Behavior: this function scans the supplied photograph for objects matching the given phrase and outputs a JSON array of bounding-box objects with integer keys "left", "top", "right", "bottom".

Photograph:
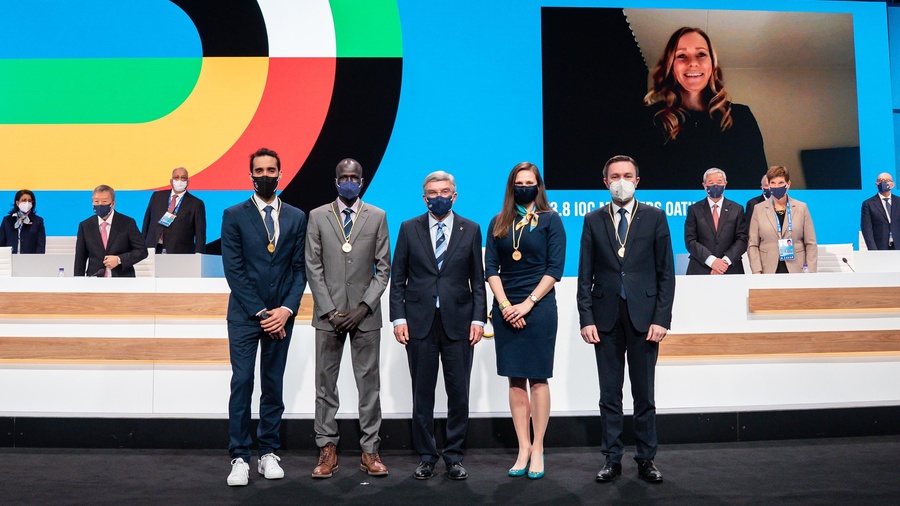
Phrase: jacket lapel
[
  {"left": 415, "top": 214, "right": 438, "bottom": 271},
  {"left": 350, "top": 202, "right": 371, "bottom": 247},
  {"left": 243, "top": 200, "right": 271, "bottom": 253},
  {"left": 601, "top": 206, "right": 621, "bottom": 262},
  {"left": 441, "top": 215, "right": 465, "bottom": 271},
  {"left": 105, "top": 218, "right": 121, "bottom": 254},
  {"left": 622, "top": 204, "right": 644, "bottom": 262}
]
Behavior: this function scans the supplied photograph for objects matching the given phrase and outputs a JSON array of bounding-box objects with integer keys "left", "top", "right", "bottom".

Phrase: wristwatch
[{"left": 528, "top": 294, "right": 538, "bottom": 303}]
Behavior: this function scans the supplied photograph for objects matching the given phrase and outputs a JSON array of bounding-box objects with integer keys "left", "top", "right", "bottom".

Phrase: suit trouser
[
  {"left": 594, "top": 297, "right": 659, "bottom": 463},
  {"left": 406, "top": 309, "right": 474, "bottom": 465},
  {"left": 227, "top": 318, "right": 294, "bottom": 462},
  {"left": 314, "top": 327, "right": 382, "bottom": 453}
]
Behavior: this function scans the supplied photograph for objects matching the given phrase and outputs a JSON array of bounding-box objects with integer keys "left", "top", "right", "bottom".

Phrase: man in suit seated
[
  {"left": 142, "top": 167, "right": 207, "bottom": 254},
  {"left": 745, "top": 174, "right": 770, "bottom": 220},
  {"left": 305, "top": 158, "right": 391, "bottom": 479},
  {"left": 861, "top": 172, "right": 899, "bottom": 250},
  {"left": 74, "top": 185, "right": 148, "bottom": 277},
  {"left": 684, "top": 168, "right": 748, "bottom": 274}
]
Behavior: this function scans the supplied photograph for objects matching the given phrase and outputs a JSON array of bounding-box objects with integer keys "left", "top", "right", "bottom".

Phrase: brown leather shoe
[
  {"left": 360, "top": 452, "right": 389, "bottom": 476},
  {"left": 312, "top": 443, "right": 338, "bottom": 479}
]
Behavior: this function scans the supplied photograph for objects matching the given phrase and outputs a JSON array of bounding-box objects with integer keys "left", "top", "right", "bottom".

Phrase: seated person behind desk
[
  {"left": 860, "top": 172, "right": 899, "bottom": 250},
  {"left": 747, "top": 166, "right": 817, "bottom": 274},
  {"left": 684, "top": 168, "right": 747, "bottom": 274},
  {"left": 142, "top": 167, "right": 207, "bottom": 254},
  {"left": 74, "top": 185, "right": 148, "bottom": 277},
  {"left": 0, "top": 189, "right": 46, "bottom": 254}
]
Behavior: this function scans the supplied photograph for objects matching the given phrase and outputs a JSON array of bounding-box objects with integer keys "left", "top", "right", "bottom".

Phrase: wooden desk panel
[
  {"left": 749, "top": 287, "right": 900, "bottom": 314},
  {"left": 663, "top": 330, "right": 900, "bottom": 357},
  {"left": 0, "top": 337, "right": 229, "bottom": 363}
]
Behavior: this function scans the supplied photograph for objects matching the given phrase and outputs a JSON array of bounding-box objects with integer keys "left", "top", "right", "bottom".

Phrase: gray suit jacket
[
  {"left": 305, "top": 199, "right": 391, "bottom": 331},
  {"left": 748, "top": 197, "right": 817, "bottom": 273}
]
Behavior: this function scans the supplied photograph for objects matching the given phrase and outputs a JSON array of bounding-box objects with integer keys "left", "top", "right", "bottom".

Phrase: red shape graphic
[{"left": 187, "top": 57, "right": 336, "bottom": 189}]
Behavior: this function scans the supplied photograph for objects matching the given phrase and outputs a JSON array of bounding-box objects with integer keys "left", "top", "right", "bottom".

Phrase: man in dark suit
[
  {"left": 861, "top": 172, "right": 899, "bottom": 250},
  {"left": 74, "top": 185, "right": 148, "bottom": 277},
  {"left": 305, "top": 158, "right": 391, "bottom": 479},
  {"left": 577, "top": 155, "right": 675, "bottom": 484},
  {"left": 390, "top": 171, "right": 486, "bottom": 481},
  {"left": 684, "top": 168, "right": 748, "bottom": 274},
  {"left": 142, "top": 167, "right": 207, "bottom": 254},
  {"left": 744, "top": 174, "right": 770, "bottom": 221},
  {"left": 222, "top": 148, "right": 307, "bottom": 487}
]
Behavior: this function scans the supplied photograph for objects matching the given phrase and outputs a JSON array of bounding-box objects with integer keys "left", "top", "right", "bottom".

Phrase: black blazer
[
  {"left": 684, "top": 197, "right": 747, "bottom": 274},
  {"left": 74, "top": 212, "right": 148, "bottom": 277},
  {"left": 861, "top": 193, "right": 900, "bottom": 250},
  {"left": 577, "top": 203, "right": 675, "bottom": 333},
  {"left": 0, "top": 213, "right": 46, "bottom": 253},
  {"left": 142, "top": 190, "right": 206, "bottom": 253},
  {"left": 390, "top": 212, "right": 487, "bottom": 341},
  {"left": 745, "top": 194, "right": 766, "bottom": 222}
]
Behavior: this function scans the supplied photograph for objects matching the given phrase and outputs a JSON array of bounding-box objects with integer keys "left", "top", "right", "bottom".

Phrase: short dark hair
[
  {"left": 766, "top": 165, "right": 790, "bottom": 183},
  {"left": 602, "top": 155, "right": 640, "bottom": 179},
  {"left": 11, "top": 189, "right": 36, "bottom": 214},
  {"left": 249, "top": 148, "right": 281, "bottom": 172}
]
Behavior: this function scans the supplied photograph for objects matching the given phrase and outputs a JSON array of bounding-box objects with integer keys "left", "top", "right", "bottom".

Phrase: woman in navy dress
[
  {"left": 0, "top": 189, "right": 46, "bottom": 254},
  {"left": 485, "top": 162, "right": 565, "bottom": 479}
]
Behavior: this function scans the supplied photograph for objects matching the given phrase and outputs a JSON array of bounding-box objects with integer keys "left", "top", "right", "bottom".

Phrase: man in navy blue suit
[
  {"left": 577, "top": 155, "right": 675, "bottom": 484},
  {"left": 222, "top": 148, "right": 307, "bottom": 487},
  {"left": 861, "top": 172, "right": 899, "bottom": 250}
]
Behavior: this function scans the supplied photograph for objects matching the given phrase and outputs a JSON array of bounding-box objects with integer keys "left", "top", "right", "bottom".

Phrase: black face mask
[
  {"left": 514, "top": 185, "right": 539, "bottom": 205},
  {"left": 253, "top": 175, "right": 279, "bottom": 200}
]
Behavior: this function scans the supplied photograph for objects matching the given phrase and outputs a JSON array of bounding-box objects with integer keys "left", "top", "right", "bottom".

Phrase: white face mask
[
  {"left": 17, "top": 201, "right": 33, "bottom": 214},
  {"left": 608, "top": 179, "right": 636, "bottom": 203},
  {"left": 172, "top": 180, "right": 188, "bottom": 193}
]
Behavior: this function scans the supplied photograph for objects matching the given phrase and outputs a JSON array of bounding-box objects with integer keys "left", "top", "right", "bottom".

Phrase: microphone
[
  {"left": 841, "top": 257, "right": 856, "bottom": 273},
  {"left": 94, "top": 267, "right": 107, "bottom": 277}
]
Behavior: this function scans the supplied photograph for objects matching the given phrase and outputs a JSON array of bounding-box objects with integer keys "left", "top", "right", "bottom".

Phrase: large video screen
[{"left": 1, "top": 0, "right": 893, "bottom": 275}]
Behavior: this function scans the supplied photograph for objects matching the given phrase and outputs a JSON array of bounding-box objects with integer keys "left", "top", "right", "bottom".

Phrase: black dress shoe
[
  {"left": 414, "top": 461, "right": 436, "bottom": 480},
  {"left": 595, "top": 462, "right": 622, "bottom": 482},
  {"left": 636, "top": 460, "right": 663, "bottom": 483},
  {"left": 447, "top": 462, "right": 468, "bottom": 480}
]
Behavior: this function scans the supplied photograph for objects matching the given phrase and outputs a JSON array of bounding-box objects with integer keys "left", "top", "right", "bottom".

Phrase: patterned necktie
[
  {"left": 884, "top": 197, "right": 892, "bottom": 217},
  {"left": 712, "top": 203, "right": 719, "bottom": 231},
  {"left": 264, "top": 206, "right": 275, "bottom": 246},
  {"left": 343, "top": 208, "right": 354, "bottom": 239},
  {"left": 435, "top": 222, "right": 446, "bottom": 269},
  {"left": 168, "top": 194, "right": 178, "bottom": 213},
  {"left": 617, "top": 208, "right": 627, "bottom": 299}
]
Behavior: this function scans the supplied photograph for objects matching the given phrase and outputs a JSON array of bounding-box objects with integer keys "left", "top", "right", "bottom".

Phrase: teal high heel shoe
[
  {"left": 508, "top": 460, "right": 529, "bottom": 477},
  {"left": 527, "top": 454, "right": 545, "bottom": 480}
]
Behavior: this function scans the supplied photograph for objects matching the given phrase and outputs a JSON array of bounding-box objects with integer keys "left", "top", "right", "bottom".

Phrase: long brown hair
[
  {"left": 492, "top": 162, "right": 552, "bottom": 238},
  {"left": 643, "top": 27, "right": 733, "bottom": 143}
]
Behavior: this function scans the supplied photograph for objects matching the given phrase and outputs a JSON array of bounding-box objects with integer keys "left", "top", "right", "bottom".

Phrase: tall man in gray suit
[
  {"left": 684, "top": 168, "right": 748, "bottom": 274},
  {"left": 305, "top": 158, "right": 391, "bottom": 479},
  {"left": 577, "top": 155, "right": 675, "bottom": 484}
]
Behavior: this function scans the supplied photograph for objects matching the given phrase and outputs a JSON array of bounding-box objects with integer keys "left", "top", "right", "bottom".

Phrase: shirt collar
[
  {"left": 251, "top": 193, "right": 279, "bottom": 212},
  {"left": 611, "top": 199, "right": 636, "bottom": 216},
  {"left": 428, "top": 211, "right": 454, "bottom": 230},
  {"left": 336, "top": 197, "right": 361, "bottom": 215},
  {"left": 97, "top": 210, "right": 115, "bottom": 225}
]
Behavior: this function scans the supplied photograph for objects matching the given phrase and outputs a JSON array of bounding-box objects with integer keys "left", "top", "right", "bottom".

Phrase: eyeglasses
[
  {"left": 425, "top": 189, "right": 454, "bottom": 198},
  {"left": 877, "top": 178, "right": 893, "bottom": 183}
]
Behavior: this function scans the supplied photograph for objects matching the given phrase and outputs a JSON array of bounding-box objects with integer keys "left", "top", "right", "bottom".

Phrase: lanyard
[
  {"left": 773, "top": 200, "right": 792, "bottom": 236},
  {"left": 171, "top": 194, "right": 183, "bottom": 215}
]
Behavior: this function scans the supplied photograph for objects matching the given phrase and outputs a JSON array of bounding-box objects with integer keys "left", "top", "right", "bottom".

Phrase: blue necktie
[
  {"left": 435, "top": 222, "right": 446, "bottom": 269},
  {"left": 884, "top": 197, "right": 892, "bottom": 217},
  {"left": 618, "top": 208, "right": 627, "bottom": 299},
  {"left": 264, "top": 205, "right": 275, "bottom": 245},
  {"left": 343, "top": 208, "right": 353, "bottom": 239}
]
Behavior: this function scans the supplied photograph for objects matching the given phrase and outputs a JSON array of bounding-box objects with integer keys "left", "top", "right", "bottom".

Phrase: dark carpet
[{"left": 1, "top": 436, "right": 897, "bottom": 505}]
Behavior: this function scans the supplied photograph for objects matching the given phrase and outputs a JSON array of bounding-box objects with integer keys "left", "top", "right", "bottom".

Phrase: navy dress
[{"left": 485, "top": 211, "right": 565, "bottom": 379}]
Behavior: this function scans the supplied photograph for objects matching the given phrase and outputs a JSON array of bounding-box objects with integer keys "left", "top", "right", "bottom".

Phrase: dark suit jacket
[
  {"left": 745, "top": 195, "right": 766, "bottom": 223},
  {"left": 74, "top": 212, "right": 148, "bottom": 277},
  {"left": 0, "top": 213, "right": 46, "bottom": 253},
  {"left": 861, "top": 193, "right": 900, "bottom": 250},
  {"left": 684, "top": 197, "right": 747, "bottom": 274},
  {"left": 577, "top": 203, "right": 675, "bottom": 333},
  {"left": 142, "top": 190, "right": 206, "bottom": 253},
  {"left": 221, "top": 198, "right": 307, "bottom": 322},
  {"left": 390, "top": 212, "right": 487, "bottom": 341}
]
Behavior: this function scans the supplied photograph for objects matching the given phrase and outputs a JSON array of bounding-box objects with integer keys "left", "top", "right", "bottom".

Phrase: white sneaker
[
  {"left": 227, "top": 458, "right": 250, "bottom": 486},
  {"left": 258, "top": 453, "right": 285, "bottom": 480}
]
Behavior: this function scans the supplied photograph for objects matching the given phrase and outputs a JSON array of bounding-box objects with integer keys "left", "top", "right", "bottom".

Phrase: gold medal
[
  {"left": 342, "top": 242, "right": 353, "bottom": 253},
  {"left": 512, "top": 250, "right": 522, "bottom": 261},
  {"left": 618, "top": 246, "right": 625, "bottom": 258},
  {"left": 267, "top": 242, "right": 276, "bottom": 253}
]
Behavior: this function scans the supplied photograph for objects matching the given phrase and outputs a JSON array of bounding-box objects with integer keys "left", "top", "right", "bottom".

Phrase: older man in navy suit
[
  {"left": 222, "top": 148, "right": 307, "bottom": 487},
  {"left": 577, "top": 155, "right": 675, "bottom": 484},
  {"left": 684, "top": 168, "right": 748, "bottom": 274},
  {"left": 861, "top": 172, "right": 899, "bottom": 250},
  {"left": 74, "top": 185, "right": 147, "bottom": 277}
]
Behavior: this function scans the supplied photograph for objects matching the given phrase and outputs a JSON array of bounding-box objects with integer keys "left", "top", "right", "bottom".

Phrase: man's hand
[
  {"left": 335, "top": 305, "right": 369, "bottom": 333},
  {"left": 102, "top": 255, "right": 120, "bottom": 269},
  {"left": 261, "top": 307, "right": 291, "bottom": 335},
  {"left": 710, "top": 258, "right": 729, "bottom": 275},
  {"left": 581, "top": 324, "right": 600, "bottom": 344},
  {"left": 393, "top": 323, "right": 409, "bottom": 345},
  {"left": 268, "top": 328, "right": 287, "bottom": 340},
  {"left": 469, "top": 324, "right": 484, "bottom": 346},
  {"left": 646, "top": 324, "right": 668, "bottom": 342}
]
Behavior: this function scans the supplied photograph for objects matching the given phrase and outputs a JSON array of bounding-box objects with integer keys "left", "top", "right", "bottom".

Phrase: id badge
[
  {"left": 157, "top": 211, "right": 176, "bottom": 228},
  {"left": 777, "top": 238, "right": 795, "bottom": 261}
]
